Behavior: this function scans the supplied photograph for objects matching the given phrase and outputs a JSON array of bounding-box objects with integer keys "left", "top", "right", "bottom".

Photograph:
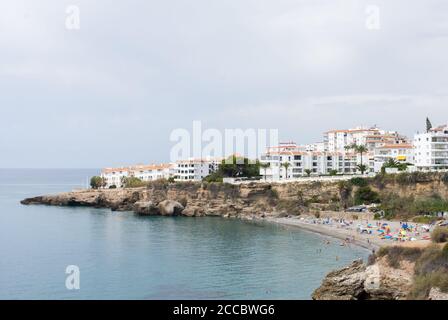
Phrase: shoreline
[
  {"left": 259, "top": 216, "right": 379, "bottom": 251},
  {"left": 257, "top": 216, "right": 432, "bottom": 252},
  {"left": 257, "top": 217, "right": 431, "bottom": 252}
]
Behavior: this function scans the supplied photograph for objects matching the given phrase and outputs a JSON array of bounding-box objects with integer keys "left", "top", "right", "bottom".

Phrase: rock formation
[{"left": 313, "top": 256, "right": 421, "bottom": 300}]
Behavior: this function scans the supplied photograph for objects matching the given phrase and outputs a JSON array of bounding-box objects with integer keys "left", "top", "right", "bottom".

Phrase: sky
[{"left": 1, "top": 0, "right": 448, "bottom": 168}]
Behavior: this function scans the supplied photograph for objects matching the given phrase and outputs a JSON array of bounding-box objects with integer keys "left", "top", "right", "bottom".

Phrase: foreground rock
[
  {"left": 428, "top": 287, "right": 448, "bottom": 300},
  {"left": 312, "top": 260, "right": 367, "bottom": 300},
  {"left": 313, "top": 256, "right": 415, "bottom": 300}
]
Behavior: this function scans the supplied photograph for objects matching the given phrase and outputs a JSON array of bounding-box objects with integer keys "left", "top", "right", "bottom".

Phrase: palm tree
[
  {"left": 281, "top": 162, "right": 291, "bottom": 180},
  {"left": 356, "top": 164, "right": 368, "bottom": 175},
  {"left": 260, "top": 162, "right": 270, "bottom": 181},
  {"left": 346, "top": 143, "right": 368, "bottom": 174},
  {"left": 381, "top": 158, "right": 409, "bottom": 173},
  {"left": 304, "top": 169, "right": 312, "bottom": 177},
  {"left": 384, "top": 158, "right": 400, "bottom": 168}
]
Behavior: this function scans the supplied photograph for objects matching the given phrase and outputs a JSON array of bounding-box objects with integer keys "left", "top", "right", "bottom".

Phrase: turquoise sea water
[{"left": 0, "top": 169, "right": 368, "bottom": 299}]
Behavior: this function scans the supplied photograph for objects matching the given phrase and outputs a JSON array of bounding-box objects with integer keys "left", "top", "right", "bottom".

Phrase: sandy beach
[{"left": 263, "top": 215, "right": 432, "bottom": 251}]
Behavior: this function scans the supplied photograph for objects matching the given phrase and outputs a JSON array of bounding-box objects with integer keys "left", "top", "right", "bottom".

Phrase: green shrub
[
  {"left": 90, "top": 176, "right": 106, "bottom": 189},
  {"left": 350, "top": 177, "right": 368, "bottom": 187},
  {"left": 167, "top": 177, "right": 175, "bottom": 183},
  {"left": 431, "top": 227, "right": 448, "bottom": 243},
  {"left": 122, "top": 177, "right": 146, "bottom": 188},
  {"left": 408, "top": 244, "right": 448, "bottom": 298},
  {"left": 203, "top": 171, "right": 223, "bottom": 183},
  {"left": 410, "top": 194, "right": 448, "bottom": 215},
  {"left": 414, "top": 245, "right": 448, "bottom": 275},
  {"left": 378, "top": 194, "right": 414, "bottom": 218},
  {"left": 409, "top": 271, "right": 448, "bottom": 300},
  {"left": 354, "top": 186, "right": 380, "bottom": 205}
]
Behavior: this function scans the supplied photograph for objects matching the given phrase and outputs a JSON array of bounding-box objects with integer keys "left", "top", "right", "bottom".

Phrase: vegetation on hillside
[
  {"left": 375, "top": 240, "right": 448, "bottom": 299},
  {"left": 121, "top": 176, "right": 147, "bottom": 188},
  {"left": 336, "top": 172, "right": 448, "bottom": 219},
  {"left": 90, "top": 176, "right": 106, "bottom": 189},
  {"left": 203, "top": 156, "right": 260, "bottom": 182}
]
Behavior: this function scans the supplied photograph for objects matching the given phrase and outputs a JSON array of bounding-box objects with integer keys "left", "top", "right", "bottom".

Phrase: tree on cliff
[
  {"left": 90, "top": 176, "right": 106, "bottom": 189},
  {"left": 219, "top": 155, "right": 260, "bottom": 178},
  {"left": 203, "top": 156, "right": 261, "bottom": 182}
]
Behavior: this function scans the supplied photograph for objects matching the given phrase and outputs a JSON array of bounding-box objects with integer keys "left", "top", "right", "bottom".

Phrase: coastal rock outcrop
[
  {"left": 313, "top": 257, "right": 414, "bottom": 300},
  {"left": 133, "top": 201, "right": 158, "bottom": 215},
  {"left": 157, "top": 200, "right": 184, "bottom": 216},
  {"left": 312, "top": 260, "right": 367, "bottom": 300},
  {"left": 20, "top": 182, "right": 289, "bottom": 219}
]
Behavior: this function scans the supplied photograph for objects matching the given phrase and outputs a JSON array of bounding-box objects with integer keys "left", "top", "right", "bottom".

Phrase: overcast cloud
[{"left": 1, "top": 0, "right": 448, "bottom": 168}]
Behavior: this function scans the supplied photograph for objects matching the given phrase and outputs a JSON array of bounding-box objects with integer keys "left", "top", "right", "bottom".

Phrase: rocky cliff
[
  {"left": 313, "top": 244, "right": 448, "bottom": 300},
  {"left": 312, "top": 258, "right": 414, "bottom": 300},
  {"left": 21, "top": 172, "right": 448, "bottom": 219},
  {"left": 21, "top": 180, "right": 340, "bottom": 218}
]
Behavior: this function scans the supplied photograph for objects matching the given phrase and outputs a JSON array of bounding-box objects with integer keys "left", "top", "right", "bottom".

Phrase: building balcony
[
  {"left": 433, "top": 160, "right": 448, "bottom": 165},
  {"left": 432, "top": 153, "right": 448, "bottom": 158},
  {"left": 433, "top": 145, "right": 448, "bottom": 150}
]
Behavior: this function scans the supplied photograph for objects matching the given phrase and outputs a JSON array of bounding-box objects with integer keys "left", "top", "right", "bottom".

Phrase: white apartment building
[
  {"left": 324, "top": 126, "right": 407, "bottom": 152},
  {"left": 101, "top": 167, "right": 131, "bottom": 188},
  {"left": 101, "top": 163, "right": 175, "bottom": 188},
  {"left": 414, "top": 124, "right": 448, "bottom": 171},
  {"left": 259, "top": 143, "right": 367, "bottom": 180},
  {"left": 302, "top": 142, "right": 326, "bottom": 152},
  {"left": 373, "top": 144, "right": 415, "bottom": 173},
  {"left": 100, "top": 158, "right": 222, "bottom": 187},
  {"left": 174, "top": 158, "right": 221, "bottom": 181}
]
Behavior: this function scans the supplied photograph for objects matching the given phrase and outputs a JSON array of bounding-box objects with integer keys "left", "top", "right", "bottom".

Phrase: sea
[{"left": 0, "top": 169, "right": 368, "bottom": 299}]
